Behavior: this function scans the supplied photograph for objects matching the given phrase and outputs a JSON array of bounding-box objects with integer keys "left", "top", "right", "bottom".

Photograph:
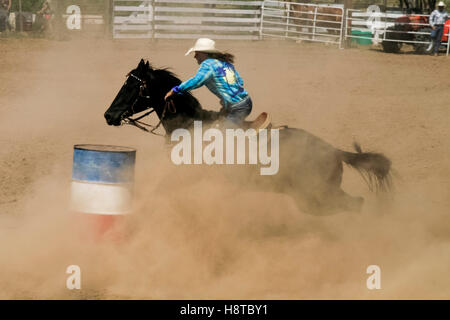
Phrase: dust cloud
[{"left": 0, "top": 37, "right": 449, "bottom": 299}]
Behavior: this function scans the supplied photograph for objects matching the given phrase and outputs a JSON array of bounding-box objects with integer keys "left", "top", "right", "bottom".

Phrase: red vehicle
[{"left": 382, "top": 15, "right": 450, "bottom": 53}]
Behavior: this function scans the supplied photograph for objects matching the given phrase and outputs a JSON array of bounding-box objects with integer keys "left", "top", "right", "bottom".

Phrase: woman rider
[{"left": 164, "top": 38, "right": 252, "bottom": 126}]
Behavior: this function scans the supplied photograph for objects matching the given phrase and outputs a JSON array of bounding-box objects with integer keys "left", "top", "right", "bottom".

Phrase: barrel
[{"left": 70, "top": 144, "right": 136, "bottom": 240}]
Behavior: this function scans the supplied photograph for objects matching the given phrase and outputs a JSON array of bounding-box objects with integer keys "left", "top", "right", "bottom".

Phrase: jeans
[
  {"left": 223, "top": 96, "right": 252, "bottom": 126},
  {"left": 433, "top": 25, "right": 444, "bottom": 54}
]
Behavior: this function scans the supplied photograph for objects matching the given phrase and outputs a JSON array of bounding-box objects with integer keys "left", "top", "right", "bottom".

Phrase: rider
[
  {"left": 430, "top": 1, "right": 449, "bottom": 56},
  {"left": 164, "top": 38, "right": 252, "bottom": 126}
]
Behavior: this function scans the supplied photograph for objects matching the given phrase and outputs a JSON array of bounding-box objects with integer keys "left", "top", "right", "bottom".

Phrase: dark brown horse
[{"left": 104, "top": 60, "right": 392, "bottom": 215}]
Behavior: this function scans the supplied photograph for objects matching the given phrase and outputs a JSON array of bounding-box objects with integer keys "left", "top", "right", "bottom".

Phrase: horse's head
[
  {"left": 104, "top": 58, "right": 218, "bottom": 134},
  {"left": 104, "top": 59, "right": 163, "bottom": 126}
]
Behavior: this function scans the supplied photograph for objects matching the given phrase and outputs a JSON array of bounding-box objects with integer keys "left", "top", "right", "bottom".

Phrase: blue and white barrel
[{"left": 70, "top": 145, "right": 136, "bottom": 215}]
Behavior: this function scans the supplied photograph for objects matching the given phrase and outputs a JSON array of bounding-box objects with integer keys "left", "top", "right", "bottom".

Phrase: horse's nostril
[{"left": 105, "top": 113, "right": 112, "bottom": 122}]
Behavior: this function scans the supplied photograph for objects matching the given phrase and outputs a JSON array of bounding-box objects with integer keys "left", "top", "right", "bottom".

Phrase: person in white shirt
[{"left": 430, "top": 1, "right": 449, "bottom": 56}]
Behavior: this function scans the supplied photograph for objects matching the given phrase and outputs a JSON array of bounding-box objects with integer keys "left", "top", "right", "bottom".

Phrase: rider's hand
[{"left": 164, "top": 89, "right": 174, "bottom": 101}]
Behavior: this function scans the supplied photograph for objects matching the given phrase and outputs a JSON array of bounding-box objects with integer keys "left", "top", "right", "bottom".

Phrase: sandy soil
[{"left": 0, "top": 38, "right": 449, "bottom": 299}]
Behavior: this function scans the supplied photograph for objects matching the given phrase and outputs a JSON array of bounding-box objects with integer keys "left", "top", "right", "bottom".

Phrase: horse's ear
[
  {"left": 138, "top": 59, "right": 145, "bottom": 69},
  {"left": 145, "top": 61, "right": 150, "bottom": 68}
]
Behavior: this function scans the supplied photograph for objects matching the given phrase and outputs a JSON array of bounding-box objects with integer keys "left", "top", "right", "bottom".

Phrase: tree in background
[{"left": 11, "top": 0, "right": 45, "bottom": 13}]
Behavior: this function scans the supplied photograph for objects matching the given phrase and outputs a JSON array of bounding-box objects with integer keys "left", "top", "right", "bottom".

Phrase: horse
[{"left": 104, "top": 59, "right": 392, "bottom": 215}]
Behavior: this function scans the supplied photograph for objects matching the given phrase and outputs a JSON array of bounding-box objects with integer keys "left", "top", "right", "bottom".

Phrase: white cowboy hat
[
  {"left": 438, "top": 1, "right": 445, "bottom": 6},
  {"left": 185, "top": 38, "right": 221, "bottom": 56}
]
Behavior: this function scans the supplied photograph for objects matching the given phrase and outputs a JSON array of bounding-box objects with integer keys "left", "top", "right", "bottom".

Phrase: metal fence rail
[
  {"left": 113, "top": 0, "right": 263, "bottom": 40},
  {"left": 113, "top": 0, "right": 153, "bottom": 39},
  {"left": 153, "top": 0, "right": 262, "bottom": 40},
  {"left": 345, "top": 7, "right": 450, "bottom": 56},
  {"left": 260, "top": 0, "right": 344, "bottom": 48},
  {"left": 112, "top": 1, "right": 450, "bottom": 56}
]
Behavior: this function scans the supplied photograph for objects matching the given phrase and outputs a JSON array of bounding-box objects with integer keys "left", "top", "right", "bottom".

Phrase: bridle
[{"left": 120, "top": 72, "right": 176, "bottom": 136}]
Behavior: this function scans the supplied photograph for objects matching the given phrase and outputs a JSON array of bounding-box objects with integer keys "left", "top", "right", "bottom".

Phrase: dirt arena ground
[{"left": 0, "top": 37, "right": 449, "bottom": 299}]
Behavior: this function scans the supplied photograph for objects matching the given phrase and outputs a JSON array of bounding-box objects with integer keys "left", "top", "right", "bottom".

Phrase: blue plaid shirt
[
  {"left": 172, "top": 58, "right": 248, "bottom": 108},
  {"left": 430, "top": 9, "right": 449, "bottom": 26}
]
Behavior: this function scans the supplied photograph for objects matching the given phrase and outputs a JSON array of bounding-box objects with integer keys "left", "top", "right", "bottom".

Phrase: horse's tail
[{"left": 340, "top": 142, "right": 392, "bottom": 192}]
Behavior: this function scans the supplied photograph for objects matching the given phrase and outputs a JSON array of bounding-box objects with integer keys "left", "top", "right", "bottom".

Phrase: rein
[
  {"left": 121, "top": 72, "right": 177, "bottom": 136},
  {"left": 123, "top": 100, "right": 176, "bottom": 136}
]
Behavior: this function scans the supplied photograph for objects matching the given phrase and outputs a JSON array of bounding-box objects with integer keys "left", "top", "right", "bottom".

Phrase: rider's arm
[{"left": 172, "top": 62, "right": 213, "bottom": 94}]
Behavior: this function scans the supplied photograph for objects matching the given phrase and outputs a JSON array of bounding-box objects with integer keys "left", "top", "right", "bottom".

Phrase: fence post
[
  {"left": 344, "top": 8, "right": 349, "bottom": 47},
  {"left": 18, "top": 0, "right": 22, "bottom": 32},
  {"left": 339, "top": 8, "right": 344, "bottom": 49},
  {"left": 447, "top": 28, "right": 450, "bottom": 56},
  {"left": 285, "top": 3, "right": 290, "bottom": 38},
  {"left": 259, "top": 0, "right": 265, "bottom": 40},
  {"left": 312, "top": 7, "right": 317, "bottom": 41},
  {"left": 105, "top": 0, "right": 112, "bottom": 38},
  {"left": 343, "top": 0, "right": 353, "bottom": 48},
  {"left": 151, "top": 0, "right": 155, "bottom": 41}
]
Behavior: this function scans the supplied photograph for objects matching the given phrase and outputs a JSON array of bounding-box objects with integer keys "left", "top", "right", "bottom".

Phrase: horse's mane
[
  {"left": 153, "top": 68, "right": 182, "bottom": 87},
  {"left": 146, "top": 65, "right": 204, "bottom": 111},
  {"left": 140, "top": 62, "right": 220, "bottom": 125}
]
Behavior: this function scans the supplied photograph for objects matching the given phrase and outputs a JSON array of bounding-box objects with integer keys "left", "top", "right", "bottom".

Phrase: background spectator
[
  {"left": 35, "top": 0, "right": 54, "bottom": 34},
  {"left": 0, "top": 0, "right": 11, "bottom": 32},
  {"left": 430, "top": 1, "right": 449, "bottom": 56}
]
